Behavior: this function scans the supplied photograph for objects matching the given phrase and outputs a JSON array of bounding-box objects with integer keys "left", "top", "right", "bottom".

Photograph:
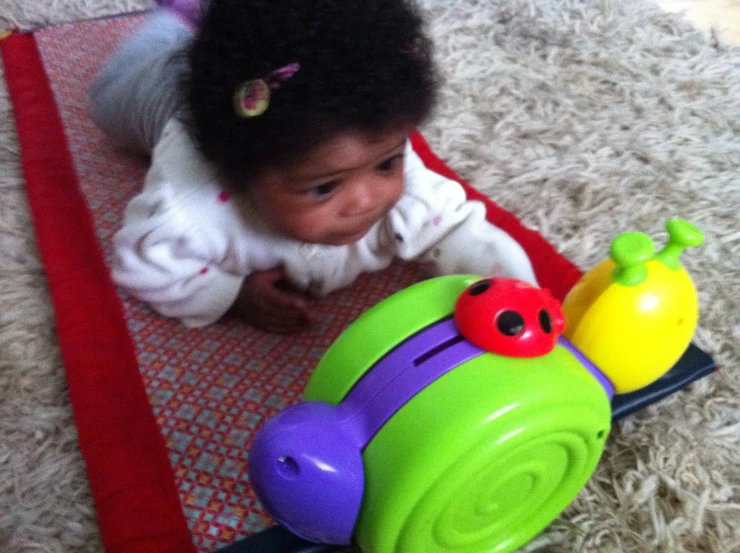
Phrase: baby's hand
[{"left": 231, "top": 267, "right": 312, "bottom": 333}]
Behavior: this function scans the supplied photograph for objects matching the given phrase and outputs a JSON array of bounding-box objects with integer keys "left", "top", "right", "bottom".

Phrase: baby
[{"left": 90, "top": 0, "right": 537, "bottom": 333}]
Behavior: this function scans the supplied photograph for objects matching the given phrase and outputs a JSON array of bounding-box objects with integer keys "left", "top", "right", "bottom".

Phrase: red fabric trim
[
  {"left": 0, "top": 32, "right": 196, "bottom": 553},
  {"left": 410, "top": 131, "right": 583, "bottom": 300}
]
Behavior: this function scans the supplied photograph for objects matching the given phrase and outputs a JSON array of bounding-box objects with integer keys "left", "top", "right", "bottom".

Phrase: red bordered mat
[{"left": 0, "top": 16, "right": 581, "bottom": 553}]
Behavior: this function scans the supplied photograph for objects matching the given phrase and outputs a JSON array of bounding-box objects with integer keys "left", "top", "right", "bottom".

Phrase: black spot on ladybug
[
  {"left": 539, "top": 310, "right": 552, "bottom": 333},
  {"left": 468, "top": 280, "right": 492, "bottom": 296},
  {"left": 497, "top": 310, "right": 524, "bottom": 336}
]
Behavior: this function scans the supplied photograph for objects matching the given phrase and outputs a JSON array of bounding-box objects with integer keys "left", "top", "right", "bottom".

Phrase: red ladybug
[{"left": 454, "top": 278, "right": 565, "bottom": 358}]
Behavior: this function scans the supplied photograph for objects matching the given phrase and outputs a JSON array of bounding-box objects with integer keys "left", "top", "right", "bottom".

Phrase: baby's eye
[
  {"left": 377, "top": 154, "right": 403, "bottom": 173},
  {"left": 307, "top": 181, "right": 339, "bottom": 199}
]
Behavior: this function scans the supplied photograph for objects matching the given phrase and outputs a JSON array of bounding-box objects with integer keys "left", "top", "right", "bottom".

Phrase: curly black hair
[{"left": 186, "top": 0, "right": 438, "bottom": 188}]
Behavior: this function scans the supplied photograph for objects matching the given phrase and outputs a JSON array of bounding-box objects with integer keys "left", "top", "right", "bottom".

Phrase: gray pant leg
[{"left": 89, "top": 10, "right": 193, "bottom": 154}]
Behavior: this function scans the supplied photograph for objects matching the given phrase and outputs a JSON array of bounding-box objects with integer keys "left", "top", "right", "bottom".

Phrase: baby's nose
[{"left": 347, "top": 182, "right": 380, "bottom": 215}]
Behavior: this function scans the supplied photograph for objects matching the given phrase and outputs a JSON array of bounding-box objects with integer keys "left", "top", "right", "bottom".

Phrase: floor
[{"left": 655, "top": 0, "right": 740, "bottom": 42}]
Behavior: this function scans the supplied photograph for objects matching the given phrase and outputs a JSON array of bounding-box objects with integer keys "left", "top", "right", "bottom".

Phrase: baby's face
[{"left": 252, "top": 128, "right": 409, "bottom": 246}]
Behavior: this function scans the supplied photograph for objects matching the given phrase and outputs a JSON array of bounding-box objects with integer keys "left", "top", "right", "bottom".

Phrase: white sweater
[{"left": 112, "top": 118, "right": 537, "bottom": 327}]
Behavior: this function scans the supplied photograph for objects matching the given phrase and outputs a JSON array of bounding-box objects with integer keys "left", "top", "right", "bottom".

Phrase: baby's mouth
[
  {"left": 335, "top": 206, "right": 392, "bottom": 244},
  {"left": 335, "top": 221, "right": 377, "bottom": 244}
]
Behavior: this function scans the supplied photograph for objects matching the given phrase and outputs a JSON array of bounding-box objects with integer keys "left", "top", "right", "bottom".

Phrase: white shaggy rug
[{"left": 0, "top": 1, "right": 738, "bottom": 552}]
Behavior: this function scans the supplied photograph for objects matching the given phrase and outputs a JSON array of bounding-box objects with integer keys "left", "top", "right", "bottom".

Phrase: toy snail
[{"left": 247, "top": 219, "right": 704, "bottom": 553}]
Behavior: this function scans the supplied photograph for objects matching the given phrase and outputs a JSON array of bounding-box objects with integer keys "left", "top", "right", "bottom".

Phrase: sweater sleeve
[
  {"left": 112, "top": 181, "right": 244, "bottom": 328},
  {"left": 389, "top": 145, "right": 538, "bottom": 285}
]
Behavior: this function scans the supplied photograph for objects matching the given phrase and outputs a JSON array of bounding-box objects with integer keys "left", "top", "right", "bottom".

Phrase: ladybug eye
[
  {"left": 539, "top": 310, "right": 553, "bottom": 333},
  {"left": 497, "top": 310, "right": 524, "bottom": 336},
  {"left": 468, "top": 280, "right": 492, "bottom": 296}
]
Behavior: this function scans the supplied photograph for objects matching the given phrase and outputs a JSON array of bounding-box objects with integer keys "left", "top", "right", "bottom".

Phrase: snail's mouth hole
[{"left": 277, "top": 456, "right": 300, "bottom": 479}]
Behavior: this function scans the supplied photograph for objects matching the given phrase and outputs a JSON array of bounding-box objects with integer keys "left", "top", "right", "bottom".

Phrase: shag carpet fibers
[{"left": 0, "top": 0, "right": 738, "bottom": 552}]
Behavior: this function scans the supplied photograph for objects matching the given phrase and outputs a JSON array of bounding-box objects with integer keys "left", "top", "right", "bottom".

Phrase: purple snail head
[{"left": 248, "top": 402, "right": 364, "bottom": 545}]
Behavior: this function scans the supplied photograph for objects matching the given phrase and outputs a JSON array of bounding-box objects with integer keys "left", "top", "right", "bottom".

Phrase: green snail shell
[{"left": 355, "top": 345, "right": 611, "bottom": 553}]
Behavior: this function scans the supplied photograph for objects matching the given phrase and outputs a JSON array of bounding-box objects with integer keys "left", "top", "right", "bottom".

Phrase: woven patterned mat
[
  {"left": 32, "top": 14, "right": 444, "bottom": 552},
  {"left": 34, "top": 14, "right": 436, "bottom": 552}
]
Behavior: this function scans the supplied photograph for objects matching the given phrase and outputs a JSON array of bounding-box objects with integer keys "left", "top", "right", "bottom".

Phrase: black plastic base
[
  {"left": 216, "top": 525, "right": 346, "bottom": 553},
  {"left": 611, "top": 343, "right": 716, "bottom": 420}
]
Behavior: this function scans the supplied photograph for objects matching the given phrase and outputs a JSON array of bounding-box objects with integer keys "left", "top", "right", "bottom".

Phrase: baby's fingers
[
  {"left": 260, "top": 290, "right": 311, "bottom": 331},
  {"left": 264, "top": 283, "right": 310, "bottom": 313}
]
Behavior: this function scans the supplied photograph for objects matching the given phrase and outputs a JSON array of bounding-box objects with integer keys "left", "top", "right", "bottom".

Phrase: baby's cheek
[{"left": 284, "top": 209, "right": 332, "bottom": 242}]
